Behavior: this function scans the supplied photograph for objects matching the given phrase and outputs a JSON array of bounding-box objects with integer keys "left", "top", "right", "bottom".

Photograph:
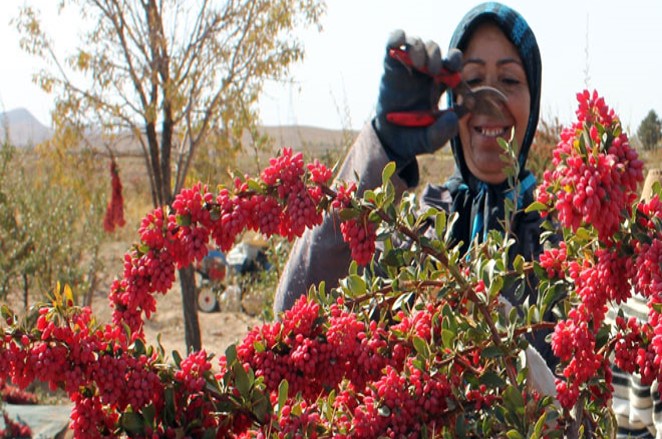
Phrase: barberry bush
[{"left": 0, "top": 90, "right": 653, "bottom": 437}]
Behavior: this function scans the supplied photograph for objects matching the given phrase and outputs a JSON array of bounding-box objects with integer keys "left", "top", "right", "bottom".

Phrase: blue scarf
[{"left": 443, "top": 2, "right": 543, "bottom": 260}]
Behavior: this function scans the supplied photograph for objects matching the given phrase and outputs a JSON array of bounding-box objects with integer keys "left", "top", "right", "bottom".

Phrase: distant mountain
[
  {"left": 0, "top": 108, "right": 356, "bottom": 154},
  {"left": 259, "top": 125, "right": 356, "bottom": 155},
  {"left": 0, "top": 108, "right": 52, "bottom": 147}
]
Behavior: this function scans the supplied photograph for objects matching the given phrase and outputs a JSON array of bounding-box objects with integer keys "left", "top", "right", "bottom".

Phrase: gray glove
[{"left": 373, "top": 29, "right": 461, "bottom": 173}]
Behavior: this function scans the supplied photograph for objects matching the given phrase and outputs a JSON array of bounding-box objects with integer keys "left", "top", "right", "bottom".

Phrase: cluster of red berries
[
  {"left": 613, "top": 316, "right": 653, "bottom": 377},
  {"left": 340, "top": 217, "right": 377, "bottom": 266},
  {"left": 342, "top": 359, "right": 452, "bottom": 438},
  {"left": 174, "top": 350, "right": 213, "bottom": 394},
  {"left": 11, "top": 95, "right": 655, "bottom": 436},
  {"left": 106, "top": 148, "right": 379, "bottom": 337},
  {"left": 536, "top": 91, "right": 655, "bottom": 410},
  {"left": 331, "top": 182, "right": 378, "bottom": 266},
  {"left": 537, "top": 90, "right": 644, "bottom": 242},
  {"left": 2, "top": 145, "right": 396, "bottom": 437},
  {"left": 0, "top": 380, "right": 38, "bottom": 404},
  {"left": 550, "top": 201, "right": 662, "bottom": 410},
  {"left": 538, "top": 241, "right": 567, "bottom": 280},
  {"left": 1, "top": 302, "right": 241, "bottom": 437},
  {"left": 233, "top": 297, "right": 391, "bottom": 402},
  {"left": 225, "top": 295, "right": 522, "bottom": 437},
  {"left": 103, "top": 158, "right": 126, "bottom": 233},
  {"left": 551, "top": 308, "right": 608, "bottom": 409}
]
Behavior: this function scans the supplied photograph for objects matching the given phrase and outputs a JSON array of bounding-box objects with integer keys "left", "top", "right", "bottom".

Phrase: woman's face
[{"left": 458, "top": 23, "right": 530, "bottom": 184}]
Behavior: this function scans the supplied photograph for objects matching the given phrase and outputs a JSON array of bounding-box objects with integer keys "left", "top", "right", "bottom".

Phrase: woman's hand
[{"left": 374, "top": 29, "right": 461, "bottom": 169}]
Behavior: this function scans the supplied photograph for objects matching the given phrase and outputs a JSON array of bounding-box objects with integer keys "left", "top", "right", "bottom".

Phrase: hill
[
  {"left": 0, "top": 108, "right": 356, "bottom": 157},
  {"left": 260, "top": 125, "right": 356, "bottom": 156},
  {"left": 0, "top": 108, "right": 52, "bottom": 147}
]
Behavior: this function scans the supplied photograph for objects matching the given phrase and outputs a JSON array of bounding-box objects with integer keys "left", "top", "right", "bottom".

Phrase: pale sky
[{"left": 2, "top": 1, "right": 661, "bottom": 134}]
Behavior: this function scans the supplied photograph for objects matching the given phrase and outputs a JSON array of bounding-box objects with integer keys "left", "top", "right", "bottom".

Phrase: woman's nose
[{"left": 468, "top": 86, "right": 507, "bottom": 119}]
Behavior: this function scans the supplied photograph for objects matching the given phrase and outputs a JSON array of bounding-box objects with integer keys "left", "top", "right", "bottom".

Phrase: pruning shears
[{"left": 386, "top": 47, "right": 507, "bottom": 127}]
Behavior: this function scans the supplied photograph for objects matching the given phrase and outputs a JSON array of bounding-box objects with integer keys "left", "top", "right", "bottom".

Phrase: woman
[{"left": 274, "top": 2, "right": 549, "bottom": 362}]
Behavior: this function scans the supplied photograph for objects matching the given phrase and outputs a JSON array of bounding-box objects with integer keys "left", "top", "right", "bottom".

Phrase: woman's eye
[
  {"left": 465, "top": 77, "right": 483, "bottom": 86},
  {"left": 501, "top": 77, "right": 521, "bottom": 86}
]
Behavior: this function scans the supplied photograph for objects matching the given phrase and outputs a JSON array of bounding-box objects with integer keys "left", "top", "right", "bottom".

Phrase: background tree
[
  {"left": 637, "top": 109, "right": 662, "bottom": 151},
  {"left": 15, "top": 0, "right": 325, "bottom": 352},
  {"left": 0, "top": 135, "right": 105, "bottom": 311}
]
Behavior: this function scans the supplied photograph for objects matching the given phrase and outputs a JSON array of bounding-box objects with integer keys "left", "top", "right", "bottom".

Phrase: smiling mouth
[{"left": 474, "top": 126, "right": 513, "bottom": 139}]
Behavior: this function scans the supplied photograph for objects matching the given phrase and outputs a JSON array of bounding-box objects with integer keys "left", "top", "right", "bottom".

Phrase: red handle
[
  {"left": 388, "top": 48, "right": 462, "bottom": 89},
  {"left": 386, "top": 111, "right": 437, "bottom": 127}
]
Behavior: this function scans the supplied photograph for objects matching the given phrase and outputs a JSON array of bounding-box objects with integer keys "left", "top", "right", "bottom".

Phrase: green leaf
[
  {"left": 324, "top": 390, "right": 337, "bottom": 420},
  {"left": 506, "top": 430, "right": 525, "bottom": 439},
  {"left": 455, "top": 414, "right": 467, "bottom": 436},
  {"left": 225, "top": 344, "right": 238, "bottom": 366},
  {"left": 434, "top": 211, "right": 447, "bottom": 239},
  {"left": 382, "top": 249, "right": 404, "bottom": 267},
  {"left": 481, "top": 345, "right": 503, "bottom": 358},
  {"left": 574, "top": 227, "right": 592, "bottom": 241},
  {"left": 527, "top": 305, "right": 539, "bottom": 325},
  {"left": 63, "top": 284, "right": 74, "bottom": 307},
  {"left": 246, "top": 178, "right": 262, "bottom": 192},
  {"left": 367, "top": 210, "right": 381, "bottom": 222},
  {"left": 316, "top": 281, "right": 327, "bottom": 304},
  {"left": 382, "top": 161, "right": 396, "bottom": 185},
  {"left": 251, "top": 390, "right": 271, "bottom": 422},
  {"left": 441, "top": 329, "right": 456, "bottom": 349},
  {"left": 503, "top": 385, "right": 525, "bottom": 415},
  {"left": 479, "top": 370, "right": 506, "bottom": 387},
  {"left": 176, "top": 214, "right": 191, "bottom": 227},
  {"left": 278, "top": 380, "right": 289, "bottom": 417},
  {"left": 363, "top": 189, "right": 377, "bottom": 203},
  {"left": 215, "top": 398, "right": 236, "bottom": 413},
  {"left": 1, "top": 305, "right": 14, "bottom": 323},
  {"left": 512, "top": 254, "right": 524, "bottom": 273},
  {"left": 595, "top": 324, "right": 611, "bottom": 349},
  {"left": 164, "top": 387, "right": 175, "bottom": 424},
  {"left": 524, "top": 201, "right": 548, "bottom": 213},
  {"left": 172, "top": 350, "right": 183, "bottom": 368},
  {"left": 121, "top": 412, "right": 144, "bottom": 434},
  {"left": 488, "top": 276, "right": 504, "bottom": 297},
  {"left": 254, "top": 341, "right": 266, "bottom": 353},
  {"left": 132, "top": 338, "right": 146, "bottom": 357},
  {"left": 412, "top": 336, "right": 429, "bottom": 358},
  {"left": 338, "top": 208, "right": 361, "bottom": 221},
  {"left": 142, "top": 403, "right": 156, "bottom": 428},
  {"left": 346, "top": 275, "right": 366, "bottom": 296},
  {"left": 233, "top": 361, "right": 252, "bottom": 398},
  {"left": 531, "top": 411, "right": 547, "bottom": 439}
]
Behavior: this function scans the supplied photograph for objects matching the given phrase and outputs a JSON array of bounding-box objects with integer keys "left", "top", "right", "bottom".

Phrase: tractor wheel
[{"left": 197, "top": 287, "right": 219, "bottom": 313}]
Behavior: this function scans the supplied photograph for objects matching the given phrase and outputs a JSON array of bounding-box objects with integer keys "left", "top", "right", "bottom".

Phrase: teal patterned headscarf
[
  {"left": 439, "top": 2, "right": 542, "bottom": 257},
  {"left": 448, "top": 2, "right": 542, "bottom": 184}
]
